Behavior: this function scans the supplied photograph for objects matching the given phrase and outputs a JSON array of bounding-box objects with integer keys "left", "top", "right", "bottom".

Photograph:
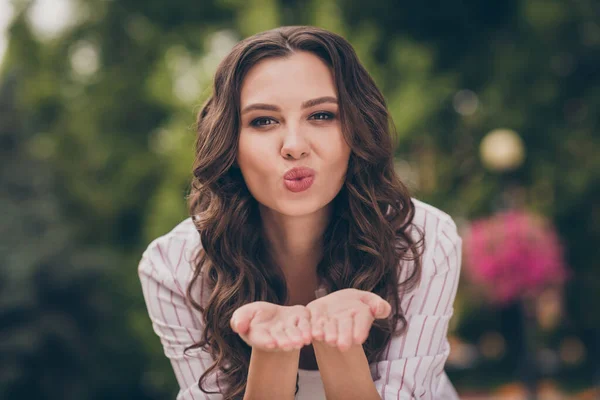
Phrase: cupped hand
[
  {"left": 230, "top": 302, "right": 312, "bottom": 352},
  {"left": 306, "top": 288, "right": 391, "bottom": 352}
]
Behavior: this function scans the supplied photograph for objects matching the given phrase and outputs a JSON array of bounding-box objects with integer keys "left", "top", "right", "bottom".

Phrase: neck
[{"left": 259, "top": 204, "right": 332, "bottom": 303}]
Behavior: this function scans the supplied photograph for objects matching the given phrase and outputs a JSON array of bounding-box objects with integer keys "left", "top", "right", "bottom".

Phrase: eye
[
  {"left": 309, "top": 112, "right": 336, "bottom": 121},
  {"left": 250, "top": 117, "right": 277, "bottom": 127}
]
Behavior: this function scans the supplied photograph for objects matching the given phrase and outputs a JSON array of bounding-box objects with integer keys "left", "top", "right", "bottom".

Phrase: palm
[
  {"left": 319, "top": 292, "right": 368, "bottom": 314},
  {"left": 307, "top": 289, "right": 391, "bottom": 351},
  {"left": 231, "top": 302, "right": 312, "bottom": 352},
  {"left": 246, "top": 303, "right": 282, "bottom": 329}
]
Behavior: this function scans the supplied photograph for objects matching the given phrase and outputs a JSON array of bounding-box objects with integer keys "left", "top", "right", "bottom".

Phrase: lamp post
[{"left": 479, "top": 128, "right": 537, "bottom": 399}]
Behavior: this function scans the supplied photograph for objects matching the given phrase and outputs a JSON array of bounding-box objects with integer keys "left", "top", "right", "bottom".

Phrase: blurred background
[{"left": 0, "top": 0, "right": 598, "bottom": 399}]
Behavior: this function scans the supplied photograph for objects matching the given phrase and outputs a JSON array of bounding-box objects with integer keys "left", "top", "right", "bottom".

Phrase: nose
[{"left": 280, "top": 125, "right": 310, "bottom": 160}]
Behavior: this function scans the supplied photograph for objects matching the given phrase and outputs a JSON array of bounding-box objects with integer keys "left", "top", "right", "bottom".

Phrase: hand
[
  {"left": 230, "top": 302, "right": 312, "bottom": 352},
  {"left": 306, "top": 288, "right": 391, "bottom": 352}
]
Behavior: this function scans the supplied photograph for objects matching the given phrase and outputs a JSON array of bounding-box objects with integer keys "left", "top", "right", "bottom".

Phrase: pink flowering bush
[{"left": 463, "top": 210, "right": 569, "bottom": 305}]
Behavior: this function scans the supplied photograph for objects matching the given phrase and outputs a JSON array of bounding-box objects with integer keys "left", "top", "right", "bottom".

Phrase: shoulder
[
  {"left": 408, "top": 198, "right": 462, "bottom": 277},
  {"left": 391, "top": 198, "right": 462, "bottom": 319},
  {"left": 410, "top": 197, "right": 457, "bottom": 234},
  {"left": 138, "top": 218, "right": 203, "bottom": 296}
]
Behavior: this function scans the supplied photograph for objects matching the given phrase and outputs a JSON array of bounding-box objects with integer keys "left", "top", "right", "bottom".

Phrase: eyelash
[{"left": 250, "top": 112, "right": 336, "bottom": 127}]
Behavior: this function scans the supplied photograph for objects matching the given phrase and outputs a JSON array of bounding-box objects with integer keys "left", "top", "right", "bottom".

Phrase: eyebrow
[{"left": 240, "top": 96, "right": 338, "bottom": 114}]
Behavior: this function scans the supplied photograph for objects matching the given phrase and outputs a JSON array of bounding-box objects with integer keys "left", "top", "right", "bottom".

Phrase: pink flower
[{"left": 463, "top": 211, "right": 569, "bottom": 305}]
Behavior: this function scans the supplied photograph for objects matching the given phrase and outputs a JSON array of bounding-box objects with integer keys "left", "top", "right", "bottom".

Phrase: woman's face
[{"left": 237, "top": 51, "right": 351, "bottom": 217}]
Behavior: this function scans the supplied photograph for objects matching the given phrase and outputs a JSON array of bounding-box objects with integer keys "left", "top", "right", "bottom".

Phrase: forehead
[{"left": 240, "top": 51, "right": 337, "bottom": 106}]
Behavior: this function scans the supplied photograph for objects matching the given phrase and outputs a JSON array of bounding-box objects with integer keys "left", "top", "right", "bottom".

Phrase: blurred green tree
[{"left": 0, "top": 66, "right": 167, "bottom": 398}]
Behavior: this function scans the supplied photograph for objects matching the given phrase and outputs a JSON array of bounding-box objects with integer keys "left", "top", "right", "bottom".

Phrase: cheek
[
  {"left": 237, "top": 134, "right": 273, "bottom": 179},
  {"left": 320, "top": 134, "right": 351, "bottom": 171}
]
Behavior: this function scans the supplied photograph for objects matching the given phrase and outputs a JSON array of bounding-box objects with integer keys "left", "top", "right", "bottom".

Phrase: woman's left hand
[{"left": 306, "top": 288, "right": 391, "bottom": 352}]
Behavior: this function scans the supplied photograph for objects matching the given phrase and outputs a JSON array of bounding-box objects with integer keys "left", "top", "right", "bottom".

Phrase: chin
[{"left": 263, "top": 197, "right": 330, "bottom": 218}]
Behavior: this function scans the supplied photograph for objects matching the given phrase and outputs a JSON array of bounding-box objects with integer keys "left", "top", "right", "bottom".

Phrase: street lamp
[
  {"left": 479, "top": 128, "right": 536, "bottom": 399},
  {"left": 479, "top": 128, "right": 525, "bottom": 172}
]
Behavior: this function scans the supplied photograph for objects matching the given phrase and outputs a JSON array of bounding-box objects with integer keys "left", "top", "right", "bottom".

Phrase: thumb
[
  {"left": 230, "top": 304, "right": 260, "bottom": 334},
  {"left": 360, "top": 292, "right": 392, "bottom": 319}
]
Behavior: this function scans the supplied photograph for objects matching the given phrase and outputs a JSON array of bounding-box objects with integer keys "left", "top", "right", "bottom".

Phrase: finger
[
  {"left": 284, "top": 325, "right": 304, "bottom": 349},
  {"left": 353, "top": 310, "right": 375, "bottom": 344},
  {"left": 311, "top": 316, "right": 326, "bottom": 341},
  {"left": 270, "top": 324, "right": 293, "bottom": 351},
  {"left": 324, "top": 318, "right": 338, "bottom": 346},
  {"left": 336, "top": 315, "right": 354, "bottom": 352},
  {"left": 244, "top": 328, "right": 277, "bottom": 350},
  {"left": 279, "top": 314, "right": 302, "bottom": 348},
  {"left": 359, "top": 292, "right": 392, "bottom": 319},
  {"left": 297, "top": 317, "right": 312, "bottom": 345},
  {"left": 231, "top": 304, "right": 261, "bottom": 334}
]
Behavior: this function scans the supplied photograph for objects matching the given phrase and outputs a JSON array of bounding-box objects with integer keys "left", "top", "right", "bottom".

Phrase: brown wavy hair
[{"left": 185, "top": 26, "right": 424, "bottom": 399}]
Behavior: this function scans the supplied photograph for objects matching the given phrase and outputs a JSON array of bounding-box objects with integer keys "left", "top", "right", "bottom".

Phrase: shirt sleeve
[
  {"left": 371, "top": 216, "right": 462, "bottom": 400},
  {"left": 138, "top": 236, "right": 223, "bottom": 400}
]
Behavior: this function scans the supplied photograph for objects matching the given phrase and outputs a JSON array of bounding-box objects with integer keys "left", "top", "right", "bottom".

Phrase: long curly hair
[{"left": 185, "top": 26, "right": 424, "bottom": 399}]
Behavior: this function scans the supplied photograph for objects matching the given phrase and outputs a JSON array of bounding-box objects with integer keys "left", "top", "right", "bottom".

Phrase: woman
[{"left": 139, "top": 26, "right": 462, "bottom": 400}]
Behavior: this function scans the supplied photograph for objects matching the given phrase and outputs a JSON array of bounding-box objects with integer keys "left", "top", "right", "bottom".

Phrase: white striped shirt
[{"left": 138, "top": 198, "right": 462, "bottom": 400}]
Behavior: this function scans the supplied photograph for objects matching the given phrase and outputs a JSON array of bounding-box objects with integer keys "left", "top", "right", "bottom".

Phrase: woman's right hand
[{"left": 230, "top": 302, "right": 312, "bottom": 352}]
